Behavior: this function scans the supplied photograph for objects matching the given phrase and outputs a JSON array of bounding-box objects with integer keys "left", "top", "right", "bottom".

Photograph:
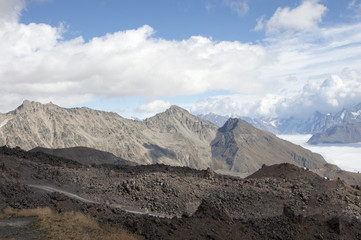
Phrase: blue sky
[
  {"left": 1, "top": 0, "right": 361, "bottom": 119},
  {"left": 20, "top": 0, "right": 356, "bottom": 42}
]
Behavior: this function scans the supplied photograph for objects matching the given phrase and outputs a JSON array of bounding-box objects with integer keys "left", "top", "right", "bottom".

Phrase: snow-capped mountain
[
  {"left": 196, "top": 113, "right": 230, "bottom": 127},
  {"left": 197, "top": 102, "right": 361, "bottom": 135}
]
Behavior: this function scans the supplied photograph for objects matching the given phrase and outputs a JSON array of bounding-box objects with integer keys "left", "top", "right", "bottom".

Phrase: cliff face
[{"left": 0, "top": 100, "right": 328, "bottom": 176}]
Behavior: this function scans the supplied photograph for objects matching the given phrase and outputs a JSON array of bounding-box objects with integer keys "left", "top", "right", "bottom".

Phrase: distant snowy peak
[
  {"left": 196, "top": 113, "right": 280, "bottom": 134},
  {"left": 240, "top": 117, "right": 279, "bottom": 134},
  {"left": 198, "top": 102, "right": 361, "bottom": 135},
  {"left": 196, "top": 113, "right": 230, "bottom": 127}
]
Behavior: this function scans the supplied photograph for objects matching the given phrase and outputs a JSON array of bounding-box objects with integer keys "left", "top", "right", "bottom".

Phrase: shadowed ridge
[{"left": 30, "top": 146, "right": 137, "bottom": 166}]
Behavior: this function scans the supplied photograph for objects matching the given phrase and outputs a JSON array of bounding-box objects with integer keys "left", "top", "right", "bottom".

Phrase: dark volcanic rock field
[{"left": 1, "top": 146, "right": 361, "bottom": 239}]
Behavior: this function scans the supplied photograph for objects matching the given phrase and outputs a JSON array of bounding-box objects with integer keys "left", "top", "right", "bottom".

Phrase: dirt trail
[{"left": 28, "top": 184, "right": 175, "bottom": 219}]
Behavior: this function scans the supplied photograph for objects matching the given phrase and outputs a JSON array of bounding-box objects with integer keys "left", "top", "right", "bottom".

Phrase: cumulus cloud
[
  {"left": 0, "top": 0, "right": 24, "bottom": 22},
  {"left": 272, "top": 69, "right": 361, "bottom": 118},
  {"left": 263, "top": 0, "right": 327, "bottom": 35},
  {"left": 0, "top": 0, "right": 269, "bottom": 112},
  {"left": 192, "top": 69, "right": 361, "bottom": 119},
  {"left": 192, "top": 13, "right": 361, "bottom": 119},
  {"left": 190, "top": 94, "right": 259, "bottom": 117},
  {"left": 1, "top": 0, "right": 361, "bottom": 122}
]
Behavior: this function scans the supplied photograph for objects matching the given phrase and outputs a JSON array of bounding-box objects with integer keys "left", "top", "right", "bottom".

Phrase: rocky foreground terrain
[{"left": 1, "top": 146, "right": 361, "bottom": 239}]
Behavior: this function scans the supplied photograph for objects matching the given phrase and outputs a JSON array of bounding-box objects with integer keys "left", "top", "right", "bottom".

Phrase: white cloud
[
  {"left": 136, "top": 100, "right": 171, "bottom": 114},
  {"left": 190, "top": 94, "right": 259, "bottom": 117},
  {"left": 264, "top": 0, "right": 327, "bottom": 35},
  {"left": 0, "top": 1, "right": 270, "bottom": 113},
  {"left": 279, "top": 134, "right": 361, "bottom": 173},
  {"left": 192, "top": 69, "right": 361, "bottom": 119},
  {"left": 272, "top": 69, "right": 361, "bottom": 118},
  {"left": 224, "top": 0, "right": 249, "bottom": 16},
  {"left": 254, "top": 15, "right": 265, "bottom": 32},
  {"left": 192, "top": 15, "right": 361, "bottom": 119},
  {"left": 1, "top": 0, "right": 361, "bottom": 123},
  {"left": 0, "top": 0, "right": 24, "bottom": 23}
]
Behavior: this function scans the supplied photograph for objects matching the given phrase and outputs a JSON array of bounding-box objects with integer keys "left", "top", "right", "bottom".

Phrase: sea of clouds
[{"left": 279, "top": 134, "right": 361, "bottom": 173}]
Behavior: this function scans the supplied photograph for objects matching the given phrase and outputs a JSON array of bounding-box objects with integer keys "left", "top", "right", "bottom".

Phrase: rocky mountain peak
[
  {"left": 147, "top": 105, "right": 209, "bottom": 126},
  {"left": 220, "top": 118, "right": 254, "bottom": 134},
  {"left": 15, "top": 100, "right": 58, "bottom": 114},
  {"left": 164, "top": 105, "right": 191, "bottom": 117},
  {"left": 18, "top": 100, "right": 40, "bottom": 110}
]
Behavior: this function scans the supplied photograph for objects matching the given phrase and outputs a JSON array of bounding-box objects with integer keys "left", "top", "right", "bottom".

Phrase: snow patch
[
  {"left": 269, "top": 120, "right": 277, "bottom": 127},
  {"left": 351, "top": 110, "right": 361, "bottom": 118},
  {"left": 340, "top": 112, "right": 345, "bottom": 119},
  {"left": 0, "top": 118, "right": 11, "bottom": 128}
]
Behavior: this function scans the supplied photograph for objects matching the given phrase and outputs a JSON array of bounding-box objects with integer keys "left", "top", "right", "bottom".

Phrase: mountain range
[
  {"left": 198, "top": 102, "right": 361, "bottom": 135},
  {"left": 2, "top": 100, "right": 361, "bottom": 239},
  {"left": 308, "top": 122, "right": 361, "bottom": 144},
  {"left": 0, "top": 100, "right": 336, "bottom": 178}
]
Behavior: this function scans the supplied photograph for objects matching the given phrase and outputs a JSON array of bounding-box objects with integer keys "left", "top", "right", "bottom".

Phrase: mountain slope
[
  {"left": 143, "top": 106, "right": 218, "bottom": 168},
  {"left": 307, "top": 122, "right": 361, "bottom": 144},
  {"left": 0, "top": 101, "right": 218, "bottom": 169},
  {"left": 0, "top": 100, "right": 333, "bottom": 177},
  {"left": 0, "top": 100, "right": 149, "bottom": 162},
  {"left": 210, "top": 118, "right": 326, "bottom": 175},
  {"left": 30, "top": 146, "right": 137, "bottom": 166}
]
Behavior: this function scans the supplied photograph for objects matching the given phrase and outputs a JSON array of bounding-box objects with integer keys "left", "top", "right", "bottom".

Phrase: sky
[{"left": 1, "top": 0, "right": 361, "bottom": 119}]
